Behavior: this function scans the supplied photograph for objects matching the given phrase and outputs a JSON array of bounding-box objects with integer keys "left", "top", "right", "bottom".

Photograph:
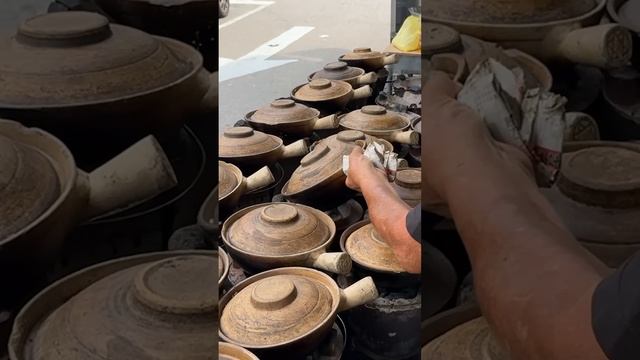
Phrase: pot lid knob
[
  {"left": 361, "top": 105, "right": 387, "bottom": 115},
  {"left": 224, "top": 126, "right": 254, "bottom": 138},
  {"left": 17, "top": 12, "right": 112, "bottom": 47},
  {"left": 301, "top": 143, "right": 330, "bottom": 166},
  {"left": 251, "top": 277, "right": 297, "bottom": 310},
  {"left": 324, "top": 61, "right": 348, "bottom": 71},
  {"left": 260, "top": 204, "right": 299, "bottom": 224},
  {"left": 271, "top": 99, "right": 296, "bottom": 108},
  {"left": 354, "top": 47, "right": 372, "bottom": 53},
  {"left": 309, "top": 79, "right": 332, "bottom": 90},
  {"left": 337, "top": 130, "right": 366, "bottom": 142}
]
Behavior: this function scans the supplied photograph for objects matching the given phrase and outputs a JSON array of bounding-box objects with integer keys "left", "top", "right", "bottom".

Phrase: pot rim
[
  {"left": 219, "top": 161, "right": 244, "bottom": 203},
  {"left": 221, "top": 202, "right": 336, "bottom": 260},
  {"left": 245, "top": 106, "right": 322, "bottom": 127},
  {"left": 338, "top": 112, "right": 412, "bottom": 134},
  {"left": 307, "top": 66, "right": 366, "bottom": 83},
  {"left": 290, "top": 81, "right": 354, "bottom": 103}
]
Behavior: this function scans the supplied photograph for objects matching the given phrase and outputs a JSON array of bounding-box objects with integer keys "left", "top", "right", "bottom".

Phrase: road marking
[
  {"left": 219, "top": 0, "right": 274, "bottom": 29},
  {"left": 220, "top": 26, "right": 315, "bottom": 82},
  {"left": 219, "top": 57, "right": 234, "bottom": 67}
]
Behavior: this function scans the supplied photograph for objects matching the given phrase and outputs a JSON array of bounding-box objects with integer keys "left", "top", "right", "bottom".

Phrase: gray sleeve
[{"left": 406, "top": 205, "right": 421, "bottom": 242}]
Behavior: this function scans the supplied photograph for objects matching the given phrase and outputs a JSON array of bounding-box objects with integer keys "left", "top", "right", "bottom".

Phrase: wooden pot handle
[
  {"left": 245, "top": 166, "right": 275, "bottom": 192},
  {"left": 352, "top": 85, "right": 373, "bottom": 100},
  {"left": 338, "top": 276, "right": 379, "bottom": 312},
  {"left": 389, "top": 130, "right": 420, "bottom": 145},
  {"left": 280, "top": 139, "right": 309, "bottom": 159},
  {"left": 307, "top": 252, "right": 352, "bottom": 275},
  {"left": 383, "top": 53, "right": 398, "bottom": 66},
  {"left": 356, "top": 72, "right": 378, "bottom": 86},
  {"left": 313, "top": 114, "right": 339, "bottom": 130}
]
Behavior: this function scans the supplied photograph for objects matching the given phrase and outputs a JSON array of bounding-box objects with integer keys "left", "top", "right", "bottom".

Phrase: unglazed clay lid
[
  {"left": 219, "top": 127, "right": 282, "bottom": 158},
  {"left": 249, "top": 99, "right": 319, "bottom": 125},
  {"left": 292, "top": 79, "right": 351, "bottom": 102},
  {"left": 220, "top": 269, "right": 335, "bottom": 347},
  {"left": 224, "top": 203, "right": 335, "bottom": 256},
  {"left": 310, "top": 61, "right": 365, "bottom": 81},
  {"left": 557, "top": 145, "right": 640, "bottom": 208},
  {"left": 0, "top": 11, "right": 200, "bottom": 107},
  {"left": 320, "top": 130, "right": 394, "bottom": 153},
  {"left": 24, "top": 255, "right": 217, "bottom": 359},
  {"left": 424, "top": 23, "right": 462, "bottom": 55},
  {"left": 424, "top": 0, "right": 598, "bottom": 24},
  {"left": 395, "top": 168, "right": 421, "bottom": 189},
  {"left": 0, "top": 134, "right": 60, "bottom": 241},
  {"left": 219, "top": 342, "right": 260, "bottom": 360},
  {"left": 345, "top": 222, "right": 405, "bottom": 273},
  {"left": 340, "top": 47, "right": 385, "bottom": 60},
  {"left": 422, "top": 317, "right": 507, "bottom": 360},
  {"left": 219, "top": 161, "right": 241, "bottom": 200},
  {"left": 340, "top": 105, "right": 409, "bottom": 131}
]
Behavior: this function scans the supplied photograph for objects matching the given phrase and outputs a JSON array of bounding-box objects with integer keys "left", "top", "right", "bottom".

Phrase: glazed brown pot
[
  {"left": 308, "top": 61, "right": 378, "bottom": 88},
  {"left": 0, "top": 119, "right": 177, "bottom": 277},
  {"left": 222, "top": 203, "right": 351, "bottom": 274},
  {"left": 338, "top": 48, "right": 399, "bottom": 72},
  {"left": 245, "top": 99, "right": 339, "bottom": 137},
  {"left": 391, "top": 168, "right": 422, "bottom": 207},
  {"left": 219, "top": 267, "right": 378, "bottom": 358},
  {"left": 9, "top": 250, "right": 217, "bottom": 360},
  {"left": 219, "top": 161, "right": 275, "bottom": 213},
  {"left": 339, "top": 105, "right": 420, "bottom": 145},
  {"left": 0, "top": 12, "right": 216, "bottom": 138},
  {"left": 219, "top": 127, "right": 308, "bottom": 168},
  {"left": 423, "top": 0, "right": 632, "bottom": 68},
  {"left": 219, "top": 342, "right": 260, "bottom": 360},
  {"left": 291, "top": 79, "right": 372, "bottom": 112}
]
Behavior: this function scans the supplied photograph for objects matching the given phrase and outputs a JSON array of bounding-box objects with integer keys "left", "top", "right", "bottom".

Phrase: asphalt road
[{"left": 218, "top": 0, "right": 392, "bottom": 130}]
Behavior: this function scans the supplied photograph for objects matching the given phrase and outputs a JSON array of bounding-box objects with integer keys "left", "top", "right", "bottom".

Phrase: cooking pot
[
  {"left": 0, "top": 119, "right": 177, "bottom": 278},
  {"left": 219, "top": 161, "right": 275, "bottom": 214},
  {"left": 338, "top": 48, "right": 399, "bottom": 72},
  {"left": 339, "top": 105, "right": 420, "bottom": 145},
  {"left": 424, "top": 0, "right": 632, "bottom": 68},
  {"left": 422, "top": 317, "right": 507, "bottom": 360},
  {"left": 219, "top": 342, "right": 260, "bottom": 360},
  {"left": 222, "top": 203, "right": 351, "bottom": 274},
  {"left": 391, "top": 168, "right": 422, "bottom": 207},
  {"left": 9, "top": 250, "right": 216, "bottom": 360},
  {"left": 308, "top": 61, "right": 378, "bottom": 88},
  {"left": 219, "top": 267, "right": 378, "bottom": 358},
  {"left": 315, "top": 129, "right": 394, "bottom": 153},
  {"left": 219, "top": 127, "right": 308, "bottom": 168},
  {"left": 291, "top": 79, "right": 372, "bottom": 112},
  {"left": 0, "top": 12, "right": 216, "bottom": 141},
  {"left": 424, "top": 23, "right": 464, "bottom": 56},
  {"left": 245, "top": 99, "right": 339, "bottom": 138}
]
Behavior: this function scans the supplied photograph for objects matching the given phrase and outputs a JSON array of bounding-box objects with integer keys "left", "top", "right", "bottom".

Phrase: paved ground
[{"left": 218, "top": 0, "right": 392, "bottom": 130}]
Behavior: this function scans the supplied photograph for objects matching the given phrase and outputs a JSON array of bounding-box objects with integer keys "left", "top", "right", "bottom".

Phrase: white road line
[
  {"left": 219, "top": 57, "right": 234, "bottom": 67},
  {"left": 239, "top": 26, "right": 314, "bottom": 60},
  {"left": 219, "top": 0, "right": 274, "bottom": 29}
]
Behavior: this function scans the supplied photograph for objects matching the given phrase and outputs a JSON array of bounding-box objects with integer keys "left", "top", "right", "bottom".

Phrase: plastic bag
[{"left": 392, "top": 15, "right": 421, "bottom": 52}]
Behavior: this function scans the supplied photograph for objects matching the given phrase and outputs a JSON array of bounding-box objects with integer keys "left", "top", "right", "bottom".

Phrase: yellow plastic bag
[{"left": 392, "top": 15, "right": 421, "bottom": 52}]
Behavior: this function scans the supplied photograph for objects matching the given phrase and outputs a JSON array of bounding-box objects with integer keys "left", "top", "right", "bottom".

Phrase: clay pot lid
[
  {"left": 340, "top": 47, "right": 385, "bottom": 60},
  {"left": 395, "top": 168, "right": 421, "bottom": 189},
  {"left": 225, "top": 203, "right": 335, "bottom": 256},
  {"left": 345, "top": 222, "right": 405, "bottom": 273},
  {"left": 219, "top": 161, "right": 240, "bottom": 200},
  {"left": 422, "top": 317, "right": 507, "bottom": 360},
  {"left": 281, "top": 142, "right": 349, "bottom": 195},
  {"left": 250, "top": 99, "right": 319, "bottom": 125},
  {"left": 424, "top": 0, "right": 598, "bottom": 24},
  {"left": 310, "top": 61, "right": 365, "bottom": 81},
  {"left": 321, "top": 130, "right": 394, "bottom": 153},
  {"left": 220, "top": 269, "right": 335, "bottom": 347},
  {"left": 424, "top": 23, "right": 462, "bottom": 55},
  {"left": 219, "top": 342, "right": 260, "bottom": 360},
  {"left": 25, "top": 255, "right": 217, "bottom": 359},
  {"left": 558, "top": 145, "right": 640, "bottom": 208},
  {"left": 340, "top": 105, "right": 409, "bottom": 131},
  {"left": 219, "top": 127, "right": 282, "bottom": 158},
  {"left": 293, "top": 79, "right": 352, "bottom": 102},
  {"left": 0, "top": 134, "right": 60, "bottom": 241},
  {"left": 0, "top": 11, "right": 200, "bottom": 107}
]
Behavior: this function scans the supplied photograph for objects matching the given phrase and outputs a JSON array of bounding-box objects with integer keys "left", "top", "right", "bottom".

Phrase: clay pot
[
  {"left": 291, "top": 79, "right": 372, "bottom": 112},
  {"left": 424, "top": 0, "right": 632, "bottom": 68},
  {"left": 338, "top": 48, "right": 399, "bottom": 72},
  {"left": 219, "top": 342, "right": 260, "bottom": 360},
  {"left": 222, "top": 203, "right": 351, "bottom": 274},
  {"left": 219, "top": 127, "right": 308, "bottom": 168},
  {"left": 543, "top": 141, "right": 640, "bottom": 267},
  {"left": 0, "top": 12, "right": 216, "bottom": 138},
  {"left": 340, "top": 220, "right": 408, "bottom": 274},
  {"left": 422, "top": 317, "right": 508, "bottom": 360},
  {"left": 0, "top": 119, "right": 177, "bottom": 276},
  {"left": 392, "top": 168, "right": 422, "bottom": 207},
  {"left": 424, "top": 23, "right": 463, "bottom": 56},
  {"left": 308, "top": 61, "right": 378, "bottom": 88},
  {"left": 9, "top": 250, "right": 217, "bottom": 360},
  {"left": 219, "top": 247, "right": 230, "bottom": 288},
  {"left": 219, "top": 161, "right": 275, "bottom": 213},
  {"left": 316, "top": 129, "right": 394, "bottom": 153},
  {"left": 245, "top": 99, "right": 339, "bottom": 138},
  {"left": 339, "top": 105, "right": 420, "bottom": 145},
  {"left": 219, "top": 267, "right": 378, "bottom": 358}
]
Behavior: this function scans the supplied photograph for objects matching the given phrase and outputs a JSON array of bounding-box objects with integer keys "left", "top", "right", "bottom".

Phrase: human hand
[{"left": 345, "top": 147, "right": 387, "bottom": 191}]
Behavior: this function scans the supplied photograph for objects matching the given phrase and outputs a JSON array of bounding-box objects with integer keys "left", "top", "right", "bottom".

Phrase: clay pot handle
[
  {"left": 383, "top": 53, "right": 398, "bottom": 66},
  {"left": 337, "top": 276, "right": 379, "bottom": 312},
  {"left": 389, "top": 130, "right": 419, "bottom": 145},
  {"left": 352, "top": 85, "right": 373, "bottom": 100},
  {"left": 307, "top": 252, "right": 352, "bottom": 274},
  {"left": 313, "top": 114, "right": 339, "bottom": 130},
  {"left": 201, "top": 71, "right": 218, "bottom": 113},
  {"left": 245, "top": 166, "right": 275, "bottom": 193},
  {"left": 84, "top": 136, "right": 177, "bottom": 219},
  {"left": 280, "top": 139, "right": 309, "bottom": 159},
  {"left": 356, "top": 72, "right": 378, "bottom": 86},
  {"left": 549, "top": 24, "right": 632, "bottom": 68}
]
